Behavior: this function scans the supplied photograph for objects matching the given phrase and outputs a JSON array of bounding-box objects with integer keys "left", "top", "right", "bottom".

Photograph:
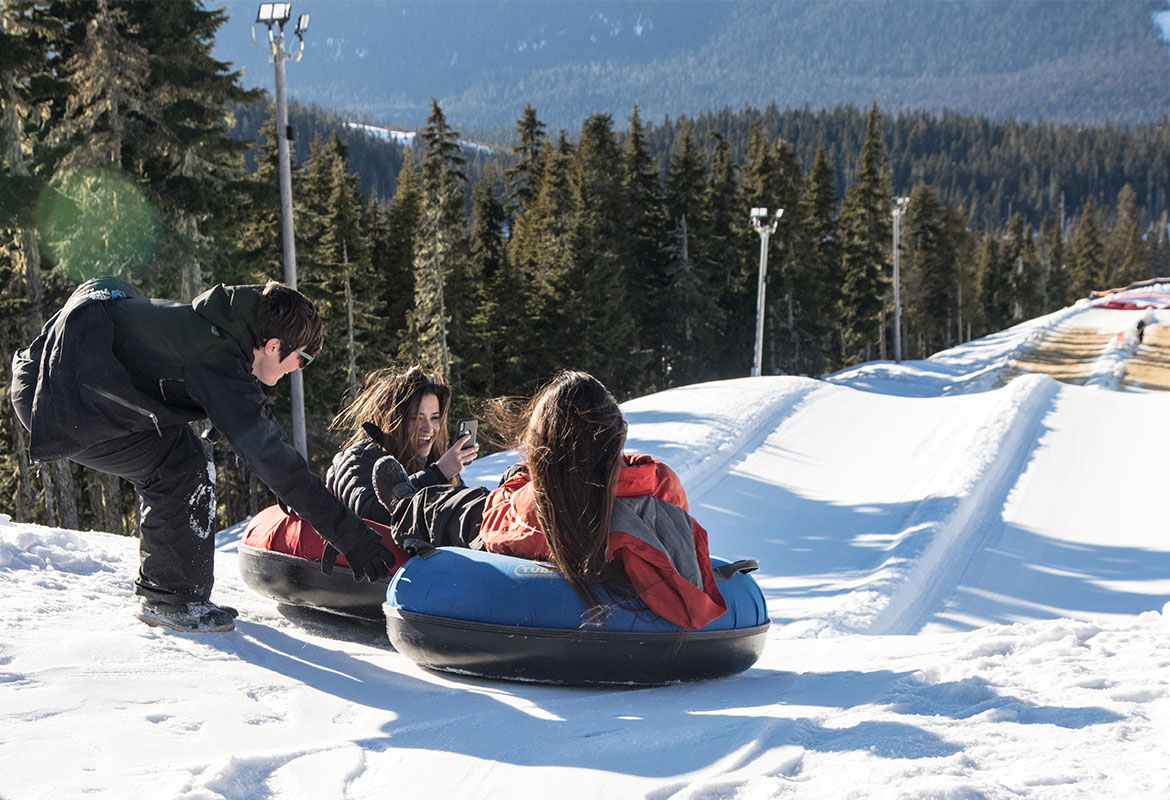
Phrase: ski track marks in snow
[{"left": 866, "top": 374, "right": 1061, "bottom": 635}]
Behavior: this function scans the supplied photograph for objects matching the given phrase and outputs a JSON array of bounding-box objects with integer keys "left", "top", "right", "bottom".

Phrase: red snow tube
[
  {"left": 1091, "top": 293, "right": 1170, "bottom": 310},
  {"left": 239, "top": 504, "right": 409, "bottom": 619}
]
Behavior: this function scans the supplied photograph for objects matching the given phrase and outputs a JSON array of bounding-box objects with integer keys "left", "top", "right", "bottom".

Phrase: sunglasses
[{"left": 293, "top": 348, "right": 315, "bottom": 369}]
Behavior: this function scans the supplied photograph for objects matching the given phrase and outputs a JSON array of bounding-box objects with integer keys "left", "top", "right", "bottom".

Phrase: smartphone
[{"left": 456, "top": 417, "right": 478, "bottom": 450}]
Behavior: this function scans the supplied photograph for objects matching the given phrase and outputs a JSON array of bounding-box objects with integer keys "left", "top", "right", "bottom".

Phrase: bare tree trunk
[
  {"left": 176, "top": 214, "right": 204, "bottom": 302},
  {"left": 343, "top": 241, "right": 357, "bottom": 396},
  {"left": 41, "top": 463, "right": 57, "bottom": 527},
  {"left": 12, "top": 423, "right": 34, "bottom": 523},
  {"left": 96, "top": 471, "right": 125, "bottom": 536},
  {"left": 50, "top": 461, "right": 79, "bottom": 530}
]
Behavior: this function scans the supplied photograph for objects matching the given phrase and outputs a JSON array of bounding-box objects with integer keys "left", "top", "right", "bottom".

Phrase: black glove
[{"left": 334, "top": 532, "right": 396, "bottom": 583}]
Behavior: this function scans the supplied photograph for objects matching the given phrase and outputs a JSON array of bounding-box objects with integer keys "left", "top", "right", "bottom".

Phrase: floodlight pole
[
  {"left": 749, "top": 208, "right": 783, "bottom": 377},
  {"left": 257, "top": 5, "right": 309, "bottom": 458},
  {"left": 892, "top": 196, "right": 908, "bottom": 364}
]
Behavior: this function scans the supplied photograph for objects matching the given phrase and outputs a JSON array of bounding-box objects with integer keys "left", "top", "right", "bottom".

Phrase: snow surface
[{"left": 3, "top": 297, "right": 1170, "bottom": 799}]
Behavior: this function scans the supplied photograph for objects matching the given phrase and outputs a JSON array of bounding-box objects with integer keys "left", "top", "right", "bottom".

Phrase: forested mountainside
[
  {"left": 244, "top": 98, "right": 1170, "bottom": 233},
  {"left": 212, "top": 0, "right": 1170, "bottom": 129}
]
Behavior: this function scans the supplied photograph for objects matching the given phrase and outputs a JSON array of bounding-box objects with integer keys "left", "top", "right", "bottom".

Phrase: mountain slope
[{"left": 213, "top": 0, "right": 1170, "bottom": 129}]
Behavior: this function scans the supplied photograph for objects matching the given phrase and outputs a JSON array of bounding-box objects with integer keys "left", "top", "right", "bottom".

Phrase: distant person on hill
[
  {"left": 370, "top": 370, "right": 727, "bottom": 629},
  {"left": 325, "top": 366, "right": 479, "bottom": 526},
  {"left": 10, "top": 277, "right": 397, "bottom": 633}
]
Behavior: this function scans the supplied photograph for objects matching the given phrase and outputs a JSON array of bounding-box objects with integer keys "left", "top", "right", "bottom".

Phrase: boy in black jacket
[{"left": 11, "top": 277, "right": 395, "bottom": 632}]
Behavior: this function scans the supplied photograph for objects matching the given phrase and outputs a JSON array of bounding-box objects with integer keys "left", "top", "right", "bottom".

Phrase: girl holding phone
[{"left": 326, "top": 365, "right": 479, "bottom": 526}]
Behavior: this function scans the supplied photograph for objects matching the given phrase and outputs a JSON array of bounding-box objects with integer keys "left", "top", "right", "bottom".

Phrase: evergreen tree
[
  {"left": 940, "top": 205, "right": 971, "bottom": 346},
  {"left": 701, "top": 131, "right": 743, "bottom": 378},
  {"left": 766, "top": 138, "right": 807, "bottom": 374},
  {"left": 975, "top": 228, "right": 1007, "bottom": 335},
  {"left": 1070, "top": 197, "right": 1105, "bottom": 299},
  {"left": 506, "top": 131, "right": 575, "bottom": 382},
  {"left": 903, "top": 184, "right": 949, "bottom": 356},
  {"left": 1003, "top": 212, "right": 1040, "bottom": 322},
  {"left": 663, "top": 121, "right": 719, "bottom": 385},
  {"left": 837, "top": 103, "right": 893, "bottom": 363},
  {"left": 801, "top": 142, "right": 841, "bottom": 372},
  {"left": 558, "top": 113, "right": 644, "bottom": 394},
  {"left": 379, "top": 151, "right": 422, "bottom": 358},
  {"left": 622, "top": 105, "right": 671, "bottom": 392},
  {"left": 301, "top": 132, "right": 372, "bottom": 403},
  {"left": 1041, "top": 218, "right": 1070, "bottom": 309},
  {"left": 1150, "top": 211, "right": 1170, "bottom": 279},
  {"left": 219, "top": 104, "right": 282, "bottom": 286},
  {"left": 1107, "top": 184, "right": 1148, "bottom": 286},
  {"left": 504, "top": 103, "right": 547, "bottom": 214},
  {"left": 462, "top": 176, "right": 514, "bottom": 399},
  {"left": 1, "top": 0, "right": 80, "bottom": 529},
  {"left": 117, "top": 0, "right": 260, "bottom": 299},
  {"left": 407, "top": 100, "right": 467, "bottom": 380}
]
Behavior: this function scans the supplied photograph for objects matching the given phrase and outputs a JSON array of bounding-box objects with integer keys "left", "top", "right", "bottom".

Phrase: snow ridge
[{"left": 865, "top": 374, "right": 1061, "bottom": 635}]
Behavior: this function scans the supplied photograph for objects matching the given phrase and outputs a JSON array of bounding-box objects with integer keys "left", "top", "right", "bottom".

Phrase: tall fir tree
[
  {"left": 766, "top": 137, "right": 807, "bottom": 374},
  {"left": 407, "top": 100, "right": 467, "bottom": 381},
  {"left": 837, "top": 103, "right": 893, "bottom": 363},
  {"left": 379, "top": 151, "right": 422, "bottom": 357},
  {"left": 223, "top": 104, "right": 283, "bottom": 286},
  {"left": 1, "top": 0, "right": 73, "bottom": 528},
  {"left": 1041, "top": 217, "right": 1070, "bottom": 310},
  {"left": 701, "top": 131, "right": 743, "bottom": 379},
  {"left": 504, "top": 103, "right": 547, "bottom": 216},
  {"left": 1107, "top": 184, "right": 1149, "bottom": 286},
  {"left": 1150, "top": 211, "right": 1170, "bottom": 279},
  {"left": 559, "top": 113, "right": 644, "bottom": 394},
  {"left": 799, "top": 142, "right": 841, "bottom": 373},
  {"left": 461, "top": 176, "right": 514, "bottom": 399},
  {"left": 118, "top": 0, "right": 259, "bottom": 300},
  {"left": 902, "top": 184, "right": 948, "bottom": 357},
  {"left": 506, "top": 131, "right": 576, "bottom": 383},
  {"left": 663, "top": 121, "right": 720, "bottom": 385},
  {"left": 1070, "top": 197, "right": 1105, "bottom": 299},
  {"left": 976, "top": 227, "right": 1010, "bottom": 335},
  {"left": 622, "top": 105, "right": 671, "bottom": 392}
]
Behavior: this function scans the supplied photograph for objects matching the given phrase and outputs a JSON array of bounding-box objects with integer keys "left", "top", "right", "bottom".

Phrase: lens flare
[{"left": 35, "top": 167, "right": 160, "bottom": 283}]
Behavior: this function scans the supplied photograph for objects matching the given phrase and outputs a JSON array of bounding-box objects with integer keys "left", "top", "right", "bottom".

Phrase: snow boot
[
  {"left": 373, "top": 455, "right": 418, "bottom": 513},
  {"left": 136, "top": 599, "right": 236, "bottom": 632}
]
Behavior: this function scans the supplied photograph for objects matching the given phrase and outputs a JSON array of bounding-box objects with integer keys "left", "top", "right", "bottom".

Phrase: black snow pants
[
  {"left": 388, "top": 484, "right": 490, "bottom": 552},
  {"left": 71, "top": 425, "right": 217, "bottom": 604}
]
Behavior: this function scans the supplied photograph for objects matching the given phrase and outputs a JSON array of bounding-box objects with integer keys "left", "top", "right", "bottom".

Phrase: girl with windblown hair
[
  {"left": 326, "top": 365, "right": 479, "bottom": 526},
  {"left": 242, "top": 365, "right": 478, "bottom": 576},
  {"left": 375, "top": 370, "right": 726, "bottom": 630}
]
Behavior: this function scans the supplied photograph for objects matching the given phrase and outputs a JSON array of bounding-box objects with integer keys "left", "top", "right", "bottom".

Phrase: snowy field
[{"left": 2, "top": 295, "right": 1169, "bottom": 799}]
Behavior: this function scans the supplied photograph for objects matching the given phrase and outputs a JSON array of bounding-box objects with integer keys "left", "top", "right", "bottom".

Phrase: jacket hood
[{"left": 191, "top": 284, "right": 263, "bottom": 357}]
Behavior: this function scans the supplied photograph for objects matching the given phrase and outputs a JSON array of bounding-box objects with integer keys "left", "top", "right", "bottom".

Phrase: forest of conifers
[{"left": 3, "top": 1, "right": 1168, "bottom": 535}]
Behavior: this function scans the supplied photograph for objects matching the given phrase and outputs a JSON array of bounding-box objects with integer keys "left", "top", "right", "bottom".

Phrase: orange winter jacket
[{"left": 478, "top": 454, "right": 727, "bottom": 629}]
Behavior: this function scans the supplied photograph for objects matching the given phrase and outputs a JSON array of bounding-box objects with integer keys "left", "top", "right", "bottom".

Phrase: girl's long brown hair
[
  {"left": 332, "top": 366, "right": 453, "bottom": 477},
  {"left": 484, "top": 371, "right": 628, "bottom": 612}
]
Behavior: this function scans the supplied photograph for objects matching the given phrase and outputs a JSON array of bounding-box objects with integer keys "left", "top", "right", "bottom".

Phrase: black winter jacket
[
  {"left": 11, "top": 277, "right": 377, "bottom": 555},
  {"left": 325, "top": 437, "right": 458, "bottom": 526}
]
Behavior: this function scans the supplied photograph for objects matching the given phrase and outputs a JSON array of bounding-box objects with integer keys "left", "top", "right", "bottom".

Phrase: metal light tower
[
  {"left": 255, "top": 3, "right": 310, "bottom": 457},
  {"left": 749, "top": 207, "right": 783, "bottom": 377},
  {"left": 892, "top": 196, "right": 908, "bottom": 363}
]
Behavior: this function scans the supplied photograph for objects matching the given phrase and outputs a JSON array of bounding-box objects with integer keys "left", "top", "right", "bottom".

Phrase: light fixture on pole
[
  {"left": 891, "top": 196, "right": 908, "bottom": 364},
  {"left": 254, "top": 3, "right": 310, "bottom": 457},
  {"left": 749, "top": 207, "right": 783, "bottom": 378}
]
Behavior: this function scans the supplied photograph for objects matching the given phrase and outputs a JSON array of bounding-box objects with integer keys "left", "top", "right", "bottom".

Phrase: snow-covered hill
[{"left": 2, "top": 295, "right": 1169, "bottom": 798}]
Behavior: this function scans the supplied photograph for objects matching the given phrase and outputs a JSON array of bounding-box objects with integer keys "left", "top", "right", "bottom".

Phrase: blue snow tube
[{"left": 384, "top": 547, "right": 770, "bottom": 686}]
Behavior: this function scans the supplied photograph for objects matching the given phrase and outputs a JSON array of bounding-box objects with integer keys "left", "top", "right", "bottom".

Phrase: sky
[{"left": 2, "top": 288, "right": 1170, "bottom": 799}]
